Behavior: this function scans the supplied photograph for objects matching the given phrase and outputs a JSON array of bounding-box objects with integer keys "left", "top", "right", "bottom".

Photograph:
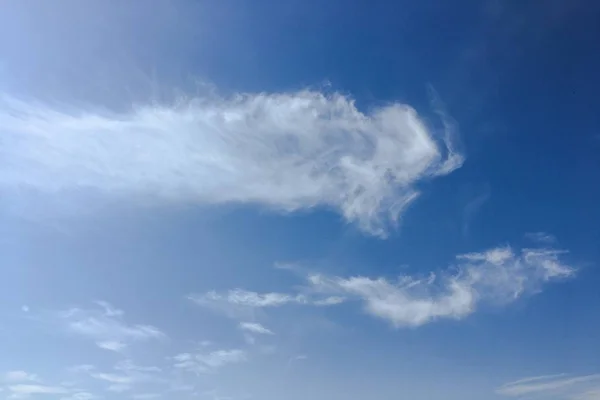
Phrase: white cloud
[
  {"left": 189, "top": 289, "right": 344, "bottom": 317},
  {"left": 90, "top": 373, "right": 133, "bottom": 385},
  {"left": 194, "top": 244, "right": 574, "bottom": 328},
  {"left": 4, "top": 371, "right": 38, "bottom": 382},
  {"left": 59, "top": 301, "right": 165, "bottom": 349},
  {"left": 8, "top": 384, "right": 69, "bottom": 395},
  {"left": 322, "top": 246, "right": 574, "bottom": 327},
  {"left": 173, "top": 349, "right": 247, "bottom": 374},
  {"left": 525, "top": 232, "right": 557, "bottom": 244},
  {"left": 132, "top": 394, "right": 161, "bottom": 399},
  {"left": 239, "top": 322, "right": 274, "bottom": 335},
  {"left": 313, "top": 296, "right": 346, "bottom": 306},
  {"left": 107, "top": 384, "right": 131, "bottom": 393},
  {"left": 94, "top": 301, "right": 124, "bottom": 317},
  {"left": 0, "top": 89, "right": 462, "bottom": 237},
  {"left": 84, "top": 360, "right": 161, "bottom": 394},
  {"left": 497, "top": 374, "right": 600, "bottom": 397},
  {"left": 190, "top": 290, "right": 306, "bottom": 308},
  {"left": 96, "top": 340, "right": 126, "bottom": 352},
  {"left": 60, "top": 392, "right": 97, "bottom": 400}
]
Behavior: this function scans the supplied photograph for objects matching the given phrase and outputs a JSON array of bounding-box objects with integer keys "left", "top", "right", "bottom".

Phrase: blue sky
[{"left": 1, "top": 1, "right": 600, "bottom": 399}]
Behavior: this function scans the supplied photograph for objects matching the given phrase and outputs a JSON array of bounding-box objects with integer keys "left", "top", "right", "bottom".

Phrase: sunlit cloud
[
  {"left": 0, "top": 89, "right": 462, "bottom": 236},
  {"left": 193, "top": 244, "right": 574, "bottom": 327}
]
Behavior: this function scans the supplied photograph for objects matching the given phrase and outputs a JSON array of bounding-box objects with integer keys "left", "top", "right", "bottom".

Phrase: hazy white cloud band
[
  {"left": 0, "top": 90, "right": 462, "bottom": 236},
  {"left": 498, "top": 373, "right": 600, "bottom": 398},
  {"left": 192, "top": 245, "right": 575, "bottom": 327}
]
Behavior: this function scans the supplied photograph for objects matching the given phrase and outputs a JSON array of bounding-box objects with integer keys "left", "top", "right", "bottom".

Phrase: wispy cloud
[
  {"left": 189, "top": 289, "right": 345, "bottom": 318},
  {"left": 81, "top": 360, "right": 162, "bottom": 393},
  {"left": 60, "top": 392, "right": 97, "bottom": 400},
  {"left": 95, "top": 340, "right": 126, "bottom": 352},
  {"left": 4, "top": 371, "right": 39, "bottom": 383},
  {"left": 191, "top": 290, "right": 305, "bottom": 308},
  {"left": 194, "top": 243, "right": 574, "bottom": 327},
  {"left": 0, "top": 89, "right": 462, "bottom": 237},
  {"left": 239, "top": 322, "right": 274, "bottom": 335},
  {"left": 132, "top": 394, "right": 161, "bottom": 400},
  {"left": 461, "top": 184, "right": 491, "bottom": 237},
  {"left": 8, "top": 384, "right": 69, "bottom": 396},
  {"left": 173, "top": 349, "right": 247, "bottom": 374},
  {"left": 59, "top": 301, "right": 165, "bottom": 350},
  {"left": 525, "top": 232, "right": 557, "bottom": 244},
  {"left": 497, "top": 374, "right": 600, "bottom": 398}
]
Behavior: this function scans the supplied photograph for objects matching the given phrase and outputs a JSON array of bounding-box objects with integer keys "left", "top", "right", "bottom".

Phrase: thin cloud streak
[
  {"left": 59, "top": 302, "right": 165, "bottom": 350},
  {"left": 193, "top": 244, "right": 575, "bottom": 327},
  {"left": 498, "top": 374, "right": 600, "bottom": 397}
]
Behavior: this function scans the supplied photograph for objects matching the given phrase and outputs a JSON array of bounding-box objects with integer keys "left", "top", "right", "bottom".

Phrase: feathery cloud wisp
[
  {"left": 0, "top": 90, "right": 462, "bottom": 236},
  {"left": 173, "top": 349, "right": 247, "bottom": 374},
  {"left": 4, "top": 371, "right": 39, "bottom": 383},
  {"left": 239, "top": 322, "right": 274, "bottom": 335},
  {"left": 497, "top": 374, "right": 600, "bottom": 398},
  {"left": 59, "top": 302, "right": 165, "bottom": 350},
  {"left": 193, "top": 244, "right": 574, "bottom": 328}
]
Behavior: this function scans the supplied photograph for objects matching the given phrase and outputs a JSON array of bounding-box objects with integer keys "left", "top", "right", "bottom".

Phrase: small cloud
[
  {"left": 132, "top": 394, "right": 161, "bottom": 400},
  {"left": 58, "top": 301, "right": 165, "bottom": 350},
  {"left": 173, "top": 349, "right": 247, "bottom": 374},
  {"left": 68, "top": 365, "right": 95, "bottom": 373},
  {"left": 239, "top": 322, "right": 274, "bottom": 335},
  {"left": 286, "top": 355, "right": 308, "bottom": 370},
  {"left": 94, "top": 301, "right": 124, "bottom": 317},
  {"left": 525, "top": 232, "right": 557, "bottom": 244},
  {"left": 8, "top": 384, "right": 69, "bottom": 395},
  {"left": 90, "top": 373, "right": 133, "bottom": 385},
  {"left": 497, "top": 374, "right": 600, "bottom": 397},
  {"left": 189, "top": 289, "right": 344, "bottom": 318},
  {"left": 96, "top": 341, "right": 126, "bottom": 352},
  {"left": 313, "top": 296, "right": 346, "bottom": 306},
  {"left": 21, "top": 305, "right": 29, "bottom": 313},
  {"left": 60, "top": 392, "right": 97, "bottom": 400},
  {"left": 4, "top": 371, "right": 39, "bottom": 382},
  {"left": 107, "top": 384, "right": 131, "bottom": 393}
]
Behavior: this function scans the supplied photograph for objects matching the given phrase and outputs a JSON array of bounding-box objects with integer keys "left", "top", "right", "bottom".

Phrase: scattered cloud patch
[
  {"left": 239, "top": 322, "right": 274, "bottom": 335},
  {"left": 8, "top": 384, "right": 69, "bottom": 396},
  {"left": 80, "top": 360, "right": 161, "bottom": 393},
  {"left": 4, "top": 371, "right": 38, "bottom": 383},
  {"left": 132, "top": 394, "right": 161, "bottom": 399},
  {"left": 0, "top": 89, "right": 462, "bottom": 237},
  {"left": 95, "top": 340, "right": 126, "bottom": 352},
  {"left": 60, "top": 392, "right": 97, "bottom": 400},
  {"left": 173, "top": 349, "right": 247, "bottom": 374},
  {"left": 190, "top": 289, "right": 345, "bottom": 318},
  {"left": 525, "top": 232, "right": 557, "bottom": 244},
  {"left": 194, "top": 244, "right": 574, "bottom": 328},
  {"left": 497, "top": 374, "right": 600, "bottom": 398},
  {"left": 59, "top": 301, "right": 165, "bottom": 350}
]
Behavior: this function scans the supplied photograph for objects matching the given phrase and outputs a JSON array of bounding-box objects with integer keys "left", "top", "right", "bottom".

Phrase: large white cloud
[{"left": 0, "top": 90, "right": 462, "bottom": 236}]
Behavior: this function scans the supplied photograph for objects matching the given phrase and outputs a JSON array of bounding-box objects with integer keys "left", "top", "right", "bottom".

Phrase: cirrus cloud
[
  {"left": 0, "top": 89, "right": 462, "bottom": 237},
  {"left": 192, "top": 244, "right": 575, "bottom": 328}
]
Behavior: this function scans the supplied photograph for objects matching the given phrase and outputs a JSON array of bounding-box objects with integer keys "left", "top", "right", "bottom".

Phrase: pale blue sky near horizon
[{"left": 1, "top": 1, "right": 600, "bottom": 400}]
